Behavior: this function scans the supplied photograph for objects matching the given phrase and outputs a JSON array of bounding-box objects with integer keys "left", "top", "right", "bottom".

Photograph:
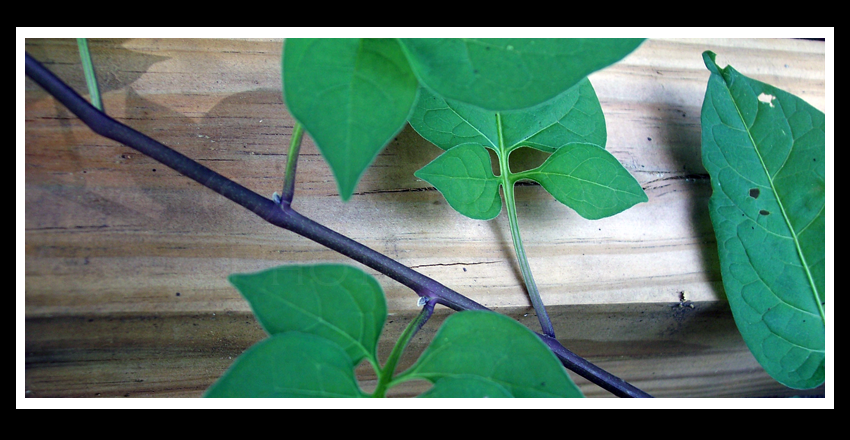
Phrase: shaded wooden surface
[{"left": 24, "top": 37, "right": 827, "bottom": 399}]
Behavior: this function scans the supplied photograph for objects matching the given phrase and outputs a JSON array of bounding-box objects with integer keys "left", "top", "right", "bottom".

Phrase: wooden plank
[{"left": 23, "top": 37, "right": 827, "bottom": 399}]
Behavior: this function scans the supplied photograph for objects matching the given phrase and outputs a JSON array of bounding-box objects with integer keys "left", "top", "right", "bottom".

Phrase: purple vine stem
[{"left": 25, "top": 52, "right": 652, "bottom": 398}]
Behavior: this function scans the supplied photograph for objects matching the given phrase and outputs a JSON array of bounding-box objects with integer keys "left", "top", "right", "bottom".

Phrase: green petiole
[
  {"left": 277, "top": 121, "right": 304, "bottom": 206},
  {"left": 76, "top": 38, "right": 102, "bottom": 111},
  {"left": 372, "top": 298, "right": 434, "bottom": 397},
  {"left": 495, "top": 114, "right": 555, "bottom": 338}
]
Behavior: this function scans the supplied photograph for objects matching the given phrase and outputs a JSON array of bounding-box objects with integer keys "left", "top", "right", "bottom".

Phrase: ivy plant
[{"left": 701, "top": 51, "right": 825, "bottom": 390}]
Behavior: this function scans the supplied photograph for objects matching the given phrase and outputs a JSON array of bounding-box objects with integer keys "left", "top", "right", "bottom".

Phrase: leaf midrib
[
  {"left": 724, "top": 80, "right": 824, "bottom": 323},
  {"left": 263, "top": 288, "right": 371, "bottom": 361}
]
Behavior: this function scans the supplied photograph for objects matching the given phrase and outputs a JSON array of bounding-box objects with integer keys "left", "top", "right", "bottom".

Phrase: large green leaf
[
  {"left": 399, "top": 38, "right": 644, "bottom": 111},
  {"left": 523, "top": 142, "right": 648, "bottom": 220},
  {"left": 409, "top": 77, "right": 606, "bottom": 152},
  {"left": 701, "top": 51, "right": 825, "bottom": 389},
  {"left": 228, "top": 264, "right": 387, "bottom": 366},
  {"left": 399, "top": 311, "right": 584, "bottom": 397},
  {"left": 205, "top": 332, "right": 365, "bottom": 398},
  {"left": 282, "top": 38, "right": 419, "bottom": 201},
  {"left": 411, "top": 80, "right": 645, "bottom": 220}
]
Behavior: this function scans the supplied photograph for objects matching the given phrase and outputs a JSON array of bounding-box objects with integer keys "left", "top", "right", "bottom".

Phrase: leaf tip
[
  {"left": 702, "top": 51, "right": 723, "bottom": 75},
  {"left": 702, "top": 50, "right": 723, "bottom": 75}
]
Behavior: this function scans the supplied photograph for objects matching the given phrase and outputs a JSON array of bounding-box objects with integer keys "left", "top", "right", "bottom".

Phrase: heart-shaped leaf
[
  {"left": 283, "top": 38, "right": 419, "bottom": 201},
  {"left": 523, "top": 142, "right": 648, "bottom": 220},
  {"left": 414, "top": 143, "right": 502, "bottom": 220},
  {"left": 400, "top": 311, "right": 584, "bottom": 397},
  {"left": 701, "top": 51, "right": 825, "bottom": 389},
  {"left": 205, "top": 332, "right": 365, "bottom": 398},
  {"left": 228, "top": 264, "right": 387, "bottom": 366}
]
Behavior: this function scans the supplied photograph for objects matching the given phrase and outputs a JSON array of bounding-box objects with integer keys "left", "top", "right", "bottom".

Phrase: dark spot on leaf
[
  {"left": 647, "top": 137, "right": 652, "bottom": 141},
  {"left": 175, "top": 292, "right": 181, "bottom": 296},
  {"left": 749, "top": 188, "right": 760, "bottom": 198},
  {"left": 759, "top": 209, "right": 770, "bottom": 216}
]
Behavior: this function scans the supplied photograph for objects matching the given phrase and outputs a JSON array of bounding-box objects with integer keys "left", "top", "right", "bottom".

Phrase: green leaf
[
  {"left": 414, "top": 143, "right": 502, "bottom": 220},
  {"left": 399, "top": 38, "right": 643, "bottom": 111},
  {"left": 409, "top": 77, "right": 606, "bottom": 153},
  {"left": 282, "top": 38, "right": 419, "bottom": 201},
  {"left": 411, "top": 81, "right": 645, "bottom": 220},
  {"left": 204, "top": 332, "right": 365, "bottom": 398},
  {"left": 418, "top": 375, "right": 514, "bottom": 398},
  {"left": 400, "top": 311, "right": 584, "bottom": 397},
  {"left": 228, "top": 264, "right": 387, "bottom": 366},
  {"left": 701, "top": 51, "right": 825, "bottom": 389},
  {"left": 523, "top": 142, "right": 648, "bottom": 220}
]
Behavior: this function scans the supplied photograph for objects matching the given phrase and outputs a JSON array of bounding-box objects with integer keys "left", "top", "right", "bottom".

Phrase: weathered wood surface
[{"left": 24, "top": 38, "right": 827, "bottom": 399}]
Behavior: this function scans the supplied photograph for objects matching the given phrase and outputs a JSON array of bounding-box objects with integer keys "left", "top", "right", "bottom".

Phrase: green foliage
[
  {"left": 282, "top": 39, "right": 419, "bottom": 201},
  {"left": 205, "top": 332, "right": 366, "bottom": 398},
  {"left": 524, "top": 142, "right": 648, "bottom": 220},
  {"left": 417, "top": 375, "right": 514, "bottom": 398},
  {"left": 228, "top": 264, "right": 386, "bottom": 367},
  {"left": 701, "top": 51, "right": 825, "bottom": 389},
  {"left": 408, "top": 77, "right": 606, "bottom": 153},
  {"left": 282, "top": 38, "right": 643, "bottom": 202},
  {"left": 410, "top": 78, "right": 647, "bottom": 221},
  {"left": 396, "top": 311, "right": 584, "bottom": 398},
  {"left": 206, "top": 264, "right": 583, "bottom": 398},
  {"left": 414, "top": 142, "right": 502, "bottom": 220},
  {"left": 399, "top": 38, "right": 645, "bottom": 111}
]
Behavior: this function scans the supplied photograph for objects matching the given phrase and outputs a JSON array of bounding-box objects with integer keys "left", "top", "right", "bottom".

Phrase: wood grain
[{"left": 24, "top": 37, "right": 827, "bottom": 399}]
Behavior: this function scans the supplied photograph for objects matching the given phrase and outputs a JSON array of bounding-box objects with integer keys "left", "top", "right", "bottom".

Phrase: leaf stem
[
  {"left": 278, "top": 121, "right": 304, "bottom": 207},
  {"left": 372, "top": 298, "right": 435, "bottom": 397},
  {"left": 496, "top": 113, "right": 556, "bottom": 338},
  {"left": 25, "top": 52, "right": 651, "bottom": 398},
  {"left": 76, "top": 38, "right": 103, "bottom": 112}
]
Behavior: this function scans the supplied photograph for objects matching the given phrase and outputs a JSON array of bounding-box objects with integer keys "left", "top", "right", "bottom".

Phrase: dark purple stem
[{"left": 25, "top": 52, "right": 652, "bottom": 398}]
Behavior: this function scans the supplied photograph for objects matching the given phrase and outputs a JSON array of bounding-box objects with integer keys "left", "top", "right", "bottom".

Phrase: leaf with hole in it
[
  {"left": 400, "top": 311, "right": 584, "bottom": 398},
  {"left": 408, "top": 77, "right": 607, "bottom": 153},
  {"left": 701, "top": 51, "right": 825, "bottom": 389},
  {"left": 399, "top": 38, "right": 643, "bottom": 111},
  {"left": 523, "top": 142, "right": 648, "bottom": 220},
  {"left": 228, "top": 264, "right": 387, "bottom": 367},
  {"left": 283, "top": 38, "right": 419, "bottom": 201},
  {"left": 204, "top": 332, "right": 365, "bottom": 398},
  {"left": 414, "top": 143, "right": 502, "bottom": 220}
]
